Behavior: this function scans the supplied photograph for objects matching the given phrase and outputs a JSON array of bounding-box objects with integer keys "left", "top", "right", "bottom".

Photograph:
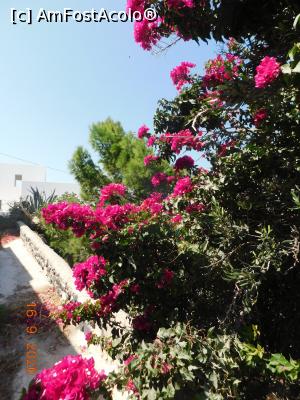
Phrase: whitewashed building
[{"left": 0, "top": 163, "right": 80, "bottom": 212}]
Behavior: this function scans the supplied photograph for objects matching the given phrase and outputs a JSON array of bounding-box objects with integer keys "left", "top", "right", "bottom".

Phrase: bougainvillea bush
[{"left": 22, "top": 1, "right": 300, "bottom": 399}]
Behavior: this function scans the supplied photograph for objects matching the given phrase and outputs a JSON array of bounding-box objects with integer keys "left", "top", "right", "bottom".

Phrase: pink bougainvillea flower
[
  {"left": 147, "top": 136, "right": 156, "bottom": 147},
  {"left": 134, "top": 18, "right": 161, "bottom": 50},
  {"left": 73, "top": 255, "right": 107, "bottom": 293},
  {"left": 126, "top": 0, "right": 145, "bottom": 13},
  {"left": 185, "top": 203, "right": 205, "bottom": 213},
  {"left": 172, "top": 176, "right": 194, "bottom": 196},
  {"left": 253, "top": 108, "right": 268, "bottom": 127},
  {"left": 94, "top": 203, "right": 139, "bottom": 231},
  {"left": 130, "top": 283, "right": 141, "bottom": 294},
  {"left": 23, "top": 355, "right": 106, "bottom": 400},
  {"left": 218, "top": 140, "right": 236, "bottom": 157},
  {"left": 254, "top": 56, "right": 281, "bottom": 88},
  {"left": 124, "top": 354, "right": 137, "bottom": 366},
  {"left": 126, "top": 379, "right": 140, "bottom": 397},
  {"left": 151, "top": 172, "right": 167, "bottom": 186},
  {"left": 140, "top": 192, "right": 164, "bottom": 215},
  {"left": 127, "top": 226, "right": 135, "bottom": 235},
  {"left": 170, "top": 61, "right": 196, "bottom": 91},
  {"left": 85, "top": 331, "right": 93, "bottom": 342},
  {"left": 132, "top": 314, "right": 152, "bottom": 331},
  {"left": 99, "top": 279, "right": 128, "bottom": 315},
  {"left": 160, "top": 129, "right": 203, "bottom": 154},
  {"left": 161, "top": 362, "right": 173, "bottom": 374},
  {"left": 167, "top": 0, "right": 195, "bottom": 9},
  {"left": 174, "top": 155, "right": 195, "bottom": 170},
  {"left": 203, "top": 54, "right": 242, "bottom": 87},
  {"left": 144, "top": 154, "right": 159, "bottom": 166},
  {"left": 62, "top": 301, "right": 82, "bottom": 320},
  {"left": 137, "top": 124, "right": 150, "bottom": 139},
  {"left": 42, "top": 202, "right": 94, "bottom": 237},
  {"left": 167, "top": 175, "right": 176, "bottom": 183},
  {"left": 171, "top": 214, "right": 183, "bottom": 224},
  {"left": 99, "top": 183, "right": 127, "bottom": 206},
  {"left": 157, "top": 268, "right": 175, "bottom": 288}
]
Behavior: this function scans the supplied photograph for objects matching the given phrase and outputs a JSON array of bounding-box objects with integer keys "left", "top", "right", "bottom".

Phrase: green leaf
[
  {"left": 147, "top": 388, "right": 157, "bottom": 400},
  {"left": 292, "top": 61, "right": 300, "bottom": 73},
  {"left": 293, "top": 14, "right": 300, "bottom": 29},
  {"left": 166, "top": 382, "right": 176, "bottom": 397},
  {"left": 288, "top": 43, "right": 300, "bottom": 61},
  {"left": 209, "top": 371, "right": 219, "bottom": 389},
  {"left": 281, "top": 64, "right": 292, "bottom": 74}
]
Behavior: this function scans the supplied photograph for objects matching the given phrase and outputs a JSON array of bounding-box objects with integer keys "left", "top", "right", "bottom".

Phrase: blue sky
[{"left": 0, "top": 0, "right": 216, "bottom": 182}]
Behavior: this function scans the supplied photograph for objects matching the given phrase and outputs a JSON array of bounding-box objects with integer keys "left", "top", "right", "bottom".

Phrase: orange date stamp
[{"left": 25, "top": 303, "right": 38, "bottom": 375}]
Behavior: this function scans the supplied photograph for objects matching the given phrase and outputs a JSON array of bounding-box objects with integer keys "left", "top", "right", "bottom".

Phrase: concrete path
[
  {"left": 0, "top": 236, "right": 124, "bottom": 399},
  {"left": 0, "top": 237, "right": 50, "bottom": 305}
]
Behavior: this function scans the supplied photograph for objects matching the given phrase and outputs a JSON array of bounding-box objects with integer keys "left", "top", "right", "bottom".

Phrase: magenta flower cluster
[
  {"left": 185, "top": 203, "right": 205, "bottom": 213},
  {"left": 85, "top": 331, "right": 94, "bottom": 342},
  {"left": 159, "top": 129, "right": 204, "bottom": 154},
  {"left": 134, "top": 19, "right": 161, "bottom": 51},
  {"left": 99, "top": 279, "right": 128, "bottom": 315},
  {"left": 147, "top": 136, "right": 156, "bottom": 147},
  {"left": 140, "top": 192, "right": 164, "bottom": 214},
  {"left": 253, "top": 108, "right": 268, "bottom": 127},
  {"left": 42, "top": 202, "right": 94, "bottom": 237},
  {"left": 144, "top": 154, "right": 159, "bottom": 166},
  {"left": 167, "top": 0, "right": 195, "bottom": 9},
  {"left": 171, "top": 214, "right": 183, "bottom": 224},
  {"left": 174, "top": 155, "right": 194, "bottom": 170},
  {"left": 24, "top": 355, "right": 106, "bottom": 400},
  {"left": 254, "top": 56, "right": 281, "bottom": 88},
  {"left": 172, "top": 176, "right": 194, "bottom": 197},
  {"left": 170, "top": 61, "right": 196, "bottom": 91},
  {"left": 126, "top": 0, "right": 145, "bottom": 13},
  {"left": 137, "top": 124, "right": 150, "bottom": 139},
  {"left": 98, "top": 183, "right": 127, "bottom": 206},
  {"left": 151, "top": 172, "right": 168, "bottom": 187},
  {"left": 203, "top": 54, "right": 242, "bottom": 87},
  {"left": 156, "top": 268, "right": 175, "bottom": 288},
  {"left": 62, "top": 301, "right": 82, "bottom": 319},
  {"left": 43, "top": 177, "right": 196, "bottom": 245},
  {"left": 95, "top": 203, "right": 139, "bottom": 231},
  {"left": 73, "top": 255, "right": 106, "bottom": 292},
  {"left": 218, "top": 140, "right": 236, "bottom": 157}
]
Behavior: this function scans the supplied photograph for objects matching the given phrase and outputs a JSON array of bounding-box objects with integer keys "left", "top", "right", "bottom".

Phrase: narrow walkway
[{"left": 0, "top": 234, "right": 122, "bottom": 399}]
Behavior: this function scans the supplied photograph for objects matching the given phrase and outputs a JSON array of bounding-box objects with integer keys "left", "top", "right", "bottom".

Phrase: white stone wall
[{"left": 17, "top": 221, "right": 89, "bottom": 302}]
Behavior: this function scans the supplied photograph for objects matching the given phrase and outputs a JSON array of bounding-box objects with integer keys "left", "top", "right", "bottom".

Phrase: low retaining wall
[
  {"left": 16, "top": 222, "right": 128, "bottom": 398},
  {"left": 17, "top": 221, "right": 131, "bottom": 400},
  {"left": 17, "top": 221, "right": 90, "bottom": 303}
]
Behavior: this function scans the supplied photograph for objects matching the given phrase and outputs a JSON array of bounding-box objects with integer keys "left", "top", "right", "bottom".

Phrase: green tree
[
  {"left": 69, "top": 118, "right": 170, "bottom": 201},
  {"left": 69, "top": 146, "right": 109, "bottom": 202}
]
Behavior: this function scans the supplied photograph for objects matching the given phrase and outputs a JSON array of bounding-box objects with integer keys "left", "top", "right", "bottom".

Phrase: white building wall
[
  {"left": 0, "top": 163, "right": 47, "bottom": 211},
  {"left": 0, "top": 163, "right": 80, "bottom": 212},
  {"left": 21, "top": 181, "right": 80, "bottom": 199}
]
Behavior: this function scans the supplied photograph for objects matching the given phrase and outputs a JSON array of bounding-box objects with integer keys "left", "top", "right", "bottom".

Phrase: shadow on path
[{"left": 0, "top": 234, "right": 78, "bottom": 400}]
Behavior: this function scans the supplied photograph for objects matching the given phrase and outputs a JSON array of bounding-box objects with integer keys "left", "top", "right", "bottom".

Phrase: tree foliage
[{"left": 69, "top": 118, "right": 171, "bottom": 202}]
